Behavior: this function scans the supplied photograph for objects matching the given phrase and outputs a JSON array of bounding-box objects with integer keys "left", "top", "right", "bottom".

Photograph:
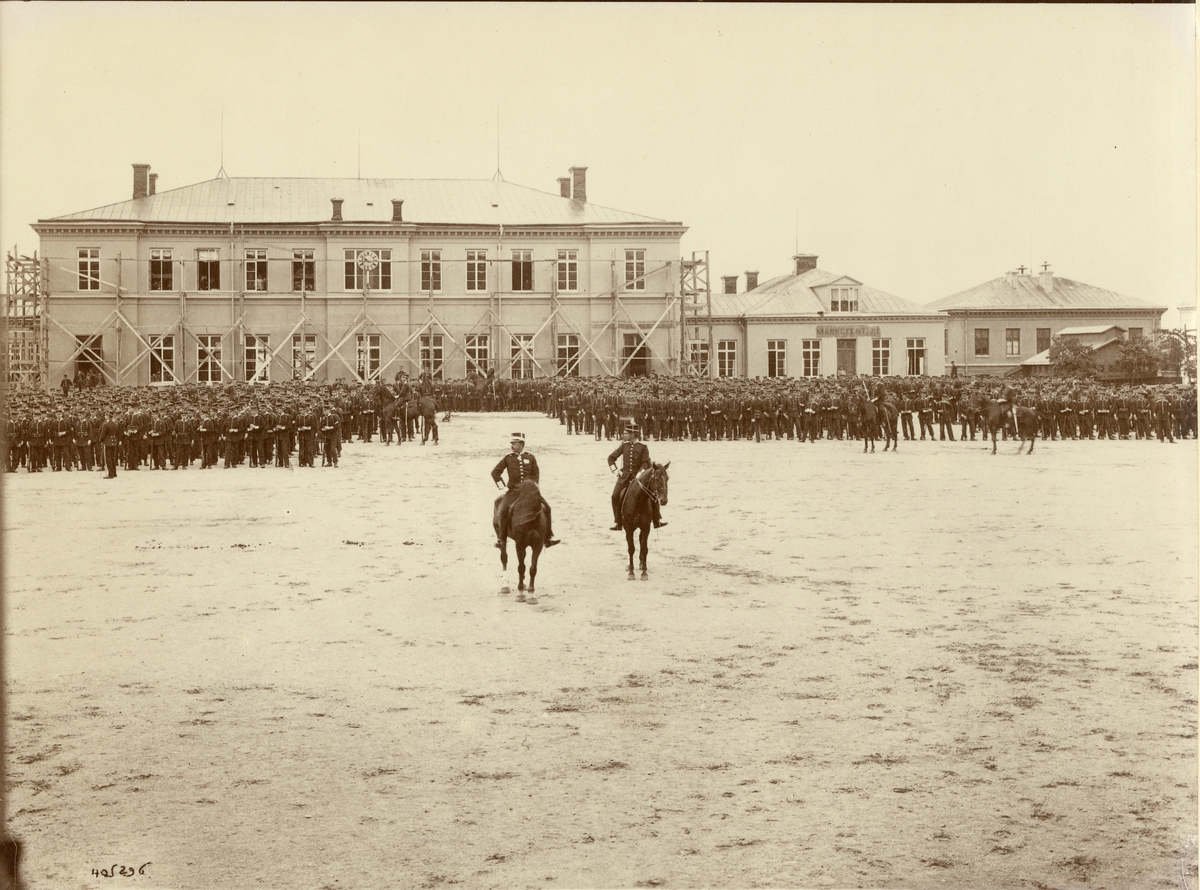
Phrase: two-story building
[
  {"left": 928, "top": 266, "right": 1167, "bottom": 377},
  {"left": 29, "top": 163, "right": 687, "bottom": 386},
  {"left": 704, "top": 255, "right": 946, "bottom": 379}
]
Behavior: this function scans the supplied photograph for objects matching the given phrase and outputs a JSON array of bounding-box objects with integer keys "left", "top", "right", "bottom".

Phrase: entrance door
[
  {"left": 836, "top": 338, "right": 856, "bottom": 376},
  {"left": 622, "top": 333, "right": 650, "bottom": 376}
]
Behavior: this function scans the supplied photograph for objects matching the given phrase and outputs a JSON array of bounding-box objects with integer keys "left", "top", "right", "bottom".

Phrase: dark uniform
[
  {"left": 491, "top": 435, "right": 559, "bottom": 547},
  {"left": 608, "top": 426, "right": 665, "bottom": 529}
]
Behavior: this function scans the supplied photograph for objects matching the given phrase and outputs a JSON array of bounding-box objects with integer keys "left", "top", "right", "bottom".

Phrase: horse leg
[
  {"left": 991, "top": 427, "right": 998, "bottom": 455},
  {"left": 625, "top": 526, "right": 636, "bottom": 580},
  {"left": 526, "top": 544, "right": 540, "bottom": 603},
  {"left": 639, "top": 525, "right": 650, "bottom": 580}
]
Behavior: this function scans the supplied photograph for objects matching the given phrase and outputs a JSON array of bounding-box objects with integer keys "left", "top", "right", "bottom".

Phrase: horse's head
[{"left": 649, "top": 461, "right": 669, "bottom": 506}]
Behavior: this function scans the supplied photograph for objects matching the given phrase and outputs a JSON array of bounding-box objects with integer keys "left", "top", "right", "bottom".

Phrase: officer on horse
[
  {"left": 492, "top": 432, "right": 560, "bottom": 549},
  {"left": 608, "top": 422, "right": 667, "bottom": 531}
]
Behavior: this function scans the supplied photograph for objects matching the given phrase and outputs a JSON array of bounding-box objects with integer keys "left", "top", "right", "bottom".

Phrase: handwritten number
[{"left": 89, "top": 862, "right": 151, "bottom": 878}]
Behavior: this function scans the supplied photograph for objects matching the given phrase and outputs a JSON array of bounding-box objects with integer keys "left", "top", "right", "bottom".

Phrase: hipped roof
[
  {"left": 709, "top": 267, "right": 935, "bottom": 318},
  {"left": 928, "top": 274, "right": 1163, "bottom": 312}
]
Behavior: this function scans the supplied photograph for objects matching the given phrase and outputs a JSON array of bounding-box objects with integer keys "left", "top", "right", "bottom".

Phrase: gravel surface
[{"left": 5, "top": 412, "right": 1197, "bottom": 889}]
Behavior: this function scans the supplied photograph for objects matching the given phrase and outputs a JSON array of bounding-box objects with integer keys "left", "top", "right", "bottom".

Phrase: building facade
[
  {"left": 703, "top": 255, "right": 946, "bottom": 379},
  {"left": 26, "top": 164, "right": 687, "bottom": 387},
  {"left": 928, "top": 266, "right": 1167, "bottom": 377}
]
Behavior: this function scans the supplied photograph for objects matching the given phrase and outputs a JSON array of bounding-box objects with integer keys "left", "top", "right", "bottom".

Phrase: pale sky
[{"left": 1, "top": 2, "right": 1195, "bottom": 321}]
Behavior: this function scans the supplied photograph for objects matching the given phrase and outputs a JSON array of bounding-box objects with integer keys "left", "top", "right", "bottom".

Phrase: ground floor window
[
  {"left": 622, "top": 333, "right": 650, "bottom": 376},
  {"left": 356, "top": 333, "right": 381, "bottom": 382},
  {"left": 511, "top": 334, "right": 534, "bottom": 379},
  {"left": 149, "top": 334, "right": 175, "bottom": 384},
  {"left": 245, "top": 334, "right": 270, "bottom": 384},
  {"left": 974, "top": 328, "right": 989, "bottom": 356},
  {"left": 688, "top": 341, "right": 710, "bottom": 376},
  {"left": 73, "top": 334, "right": 103, "bottom": 382},
  {"left": 717, "top": 340, "right": 737, "bottom": 377},
  {"left": 420, "top": 334, "right": 444, "bottom": 380},
  {"left": 872, "top": 338, "right": 891, "bottom": 376},
  {"left": 906, "top": 338, "right": 926, "bottom": 376},
  {"left": 198, "top": 335, "right": 223, "bottom": 384},
  {"left": 767, "top": 339, "right": 786, "bottom": 377},
  {"left": 1006, "top": 328, "right": 1021, "bottom": 356},
  {"left": 801, "top": 339, "right": 821, "bottom": 377},
  {"left": 292, "top": 333, "right": 316, "bottom": 380},
  {"left": 1037, "top": 328, "right": 1051, "bottom": 353},
  {"left": 557, "top": 333, "right": 580, "bottom": 377},
  {"left": 465, "top": 333, "right": 490, "bottom": 376}
]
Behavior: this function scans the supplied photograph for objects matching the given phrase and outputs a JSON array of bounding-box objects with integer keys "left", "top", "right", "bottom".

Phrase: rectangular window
[
  {"left": 906, "top": 338, "right": 926, "bottom": 376},
  {"left": 292, "top": 333, "right": 316, "bottom": 380},
  {"left": 421, "top": 250, "right": 442, "bottom": 292},
  {"left": 1005, "top": 328, "right": 1021, "bottom": 356},
  {"left": 245, "top": 249, "right": 268, "bottom": 291},
  {"left": 149, "top": 335, "right": 175, "bottom": 384},
  {"left": 767, "top": 339, "right": 787, "bottom": 377},
  {"left": 717, "top": 340, "right": 737, "bottom": 378},
  {"left": 556, "top": 333, "right": 580, "bottom": 377},
  {"left": 292, "top": 249, "right": 315, "bottom": 292},
  {"left": 356, "top": 333, "right": 381, "bottom": 382},
  {"left": 343, "top": 249, "right": 392, "bottom": 291},
  {"left": 688, "top": 341, "right": 710, "bottom": 376},
  {"left": 511, "top": 250, "right": 533, "bottom": 292},
  {"left": 197, "top": 334, "right": 222, "bottom": 384},
  {"left": 419, "top": 334, "right": 444, "bottom": 379},
  {"left": 197, "top": 248, "right": 221, "bottom": 291},
  {"left": 974, "top": 328, "right": 990, "bottom": 357},
  {"left": 1037, "top": 328, "right": 1051, "bottom": 353},
  {"left": 1130, "top": 327, "right": 1143, "bottom": 340},
  {"left": 872, "top": 338, "right": 891, "bottom": 376},
  {"left": 802, "top": 339, "right": 821, "bottom": 377},
  {"left": 511, "top": 334, "right": 534, "bottom": 379},
  {"left": 466, "top": 250, "right": 487, "bottom": 291},
  {"left": 245, "top": 334, "right": 270, "bottom": 384},
  {"left": 624, "top": 249, "right": 645, "bottom": 290},
  {"left": 556, "top": 249, "right": 578, "bottom": 292},
  {"left": 78, "top": 248, "right": 100, "bottom": 290},
  {"left": 830, "top": 287, "right": 859, "bottom": 312},
  {"left": 465, "top": 333, "right": 490, "bottom": 376},
  {"left": 150, "top": 248, "right": 173, "bottom": 291},
  {"left": 74, "top": 334, "right": 103, "bottom": 381}
]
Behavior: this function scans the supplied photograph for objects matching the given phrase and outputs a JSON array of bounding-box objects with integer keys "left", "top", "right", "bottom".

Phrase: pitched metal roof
[
  {"left": 42, "top": 177, "right": 679, "bottom": 228},
  {"left": 709, "top": 267, "right": 935, "bottom": 318},
  {"left": 1055, "top": 325, "right": 1127, "bottom": 336},
  {"left": 1022, "top": 337, "right": 1124, "bottom": 366},
  {"left": 927, "top": 274, "right": 1163, "bottom": 311}
]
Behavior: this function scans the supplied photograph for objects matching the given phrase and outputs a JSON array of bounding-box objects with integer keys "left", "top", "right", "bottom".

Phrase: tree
[
  {"left": 1048, "top": 336, "right": 1098, "bottom": 378},
  {"left": 1112, "top": 335, "right": 1162, "bottom": 381},
  {"left": 1158, "top": 328, "right": 1197, "bottom": 382}
]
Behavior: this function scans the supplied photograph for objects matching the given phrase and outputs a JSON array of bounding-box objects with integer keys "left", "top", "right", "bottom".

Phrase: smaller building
[
  {"left": 1018, "top": 325, "right": 1128, "bottom": 380},
  {"left": 706, "top": 255, "right": 945, "bottom": 379}
]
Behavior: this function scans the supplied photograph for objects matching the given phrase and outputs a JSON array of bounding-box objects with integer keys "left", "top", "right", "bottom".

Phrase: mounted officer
[
  {"left": 608, "top": 422, "right": 666, "bottom": 530},
  {"left": 492, "top": 432, "right": 560, "bottom": 549}
]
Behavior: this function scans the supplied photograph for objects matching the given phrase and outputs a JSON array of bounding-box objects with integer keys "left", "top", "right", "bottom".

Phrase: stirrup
[{"left": 654, "top": 521, "right": 668, "bottom": 528}]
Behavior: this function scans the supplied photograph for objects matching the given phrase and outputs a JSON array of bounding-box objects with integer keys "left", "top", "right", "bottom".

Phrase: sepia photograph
[{"left": 1, "top": 3, "right": 1196, "bottom": 888}]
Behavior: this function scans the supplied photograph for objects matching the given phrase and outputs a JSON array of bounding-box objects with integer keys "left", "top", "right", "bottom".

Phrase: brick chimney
[
  {"left": 570, "top": 166, "right": 587, "bottom": 202},
  {"left": 391, "top": 199, "right": 404, "bottom": 222},
  {"left": 793, "top": 254, "right": 818, "bottom": 275},
  {"left": 1005, "top": 270, "right": 1017, "bottom": 284},
  {"left": 331, "top": 198, "right": 344, "bottom": 221},
  {"left": 558, "top": 177, "right": 571, "bottom": 198},
  {"left": 722, "top": 275, "right": 738, "bottom": 294},
  {"left": 132, "top": 163, "right": 150, "bottom": 199},
  {"left": 745, "top": 270, "right": 759, "bottom": 291},
  {"left": 148, "top": 173, "right": 158, "bottom": 196}
]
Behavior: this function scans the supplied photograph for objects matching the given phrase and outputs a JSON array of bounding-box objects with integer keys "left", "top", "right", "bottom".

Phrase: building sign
[{"left": 816, "top": 325, "right": 880, "bottom": 338}]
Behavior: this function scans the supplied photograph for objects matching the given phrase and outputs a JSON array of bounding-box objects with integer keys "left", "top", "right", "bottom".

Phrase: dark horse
[
  {"left": 972, "top": 393, "right": 1038, "bottom": 455},
  {"left": 620, "top": 462, "right": 670, "bottom": 581},
  {"left": 494, "top": 480, "right": 549, "bottom": 603},
  {"left": 378, "top": 391, "right": 419, "bottom": 444},
  {"left": 852, "top": 391, "right": 899, "bottom": 453}
]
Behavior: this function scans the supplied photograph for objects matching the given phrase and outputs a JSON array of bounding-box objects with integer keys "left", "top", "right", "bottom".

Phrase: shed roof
[
  {"left": 41, "top": 177, "right": 679, "bottom": 228},
  {"left": 1055, "top": 325, "right": 1127, "bottom": 336},
  {"left": 710, "top": 267, "right": 933, "bottom": 318},
  {"left": 1021, "top": 337, "right": 1125, "bottom": 366},
  {"left": 928, "top": 273, "right": 1163, "bottom": 312}
]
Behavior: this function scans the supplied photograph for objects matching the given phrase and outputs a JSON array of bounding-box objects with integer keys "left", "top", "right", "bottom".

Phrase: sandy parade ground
[{"left": 3, "top": 410, "right": 1197, "bottom": 890}]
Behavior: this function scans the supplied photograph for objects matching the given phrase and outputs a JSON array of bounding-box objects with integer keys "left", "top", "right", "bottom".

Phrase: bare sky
[{"left": 1, "top": 2, "right": 1194, "bottom": 320}]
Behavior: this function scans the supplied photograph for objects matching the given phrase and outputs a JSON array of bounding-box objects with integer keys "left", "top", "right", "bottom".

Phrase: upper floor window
[
  {"left": 557, "top": 250, "right": 578, "bottom": 292},
  {"left": 625, "top": 249, "right": 645, "bottom": 290},
  {"left": 421, "top": 250, "right": 442, "bottom": 292},
  {"left": 511, "top": 250, "right": 533, "bottom": 291},
  {"left": 150, "top": 249, "right": 172, "bottom": 291},
  {"left": 197, "top": 248, "right": 220, "bottom": 291},
  {"left": 244, "top": 249, "right": 268, "bottom": 291},
  {"left": 830, "top": 287, "right": 859, "bottom": 312},
  {"left": 78, "top": 249, "right": 100, "bottom": 290},
  {"left": 292, "top": 250, "right": 315, "bottom": 292},
  {"left": 466, "top": 250, "right": 487, "bottom": 291},
  {"left": 344, "top": 249, "right": 391, "bottom": 291}
]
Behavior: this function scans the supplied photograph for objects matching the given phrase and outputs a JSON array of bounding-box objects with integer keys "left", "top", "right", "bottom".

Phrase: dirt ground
[{"left": 4, "top": 412, "right": 1197, "bottom": 890}]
